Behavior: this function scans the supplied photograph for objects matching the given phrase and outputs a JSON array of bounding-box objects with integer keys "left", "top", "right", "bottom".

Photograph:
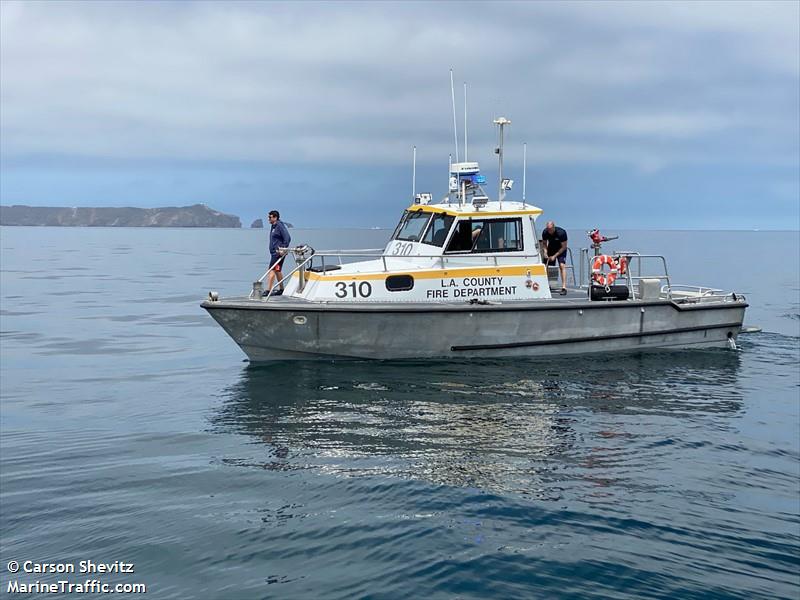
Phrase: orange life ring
[
  {"left": 532, "top": 281, "right": 540, "bottom": 291},
  {"left": 617, "top": 255, "right": 628, "bottom": 276},
  {"left": 592, "top": 255, "right": 618, "bottom": 287}
]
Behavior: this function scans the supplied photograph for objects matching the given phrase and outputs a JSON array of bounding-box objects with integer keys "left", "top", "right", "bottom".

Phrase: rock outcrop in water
[{"left": 0, "top": 204, "right": 241, "bottom": 228}]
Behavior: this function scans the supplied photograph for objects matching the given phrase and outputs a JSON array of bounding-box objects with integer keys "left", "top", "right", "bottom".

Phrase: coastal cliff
[{"left": 0, "top": 204, "right": 241, "bottom": 228}]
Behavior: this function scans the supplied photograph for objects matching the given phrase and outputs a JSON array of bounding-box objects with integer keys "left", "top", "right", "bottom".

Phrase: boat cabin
[
  {"left": 272, "top": 190, "right": 552, "bottom": 304},
  {"left": 258, "top": 130, "right": 557, "bottom": 303},
  {"left": 387, "top": 203, "right": 538, "bottom": 258}
]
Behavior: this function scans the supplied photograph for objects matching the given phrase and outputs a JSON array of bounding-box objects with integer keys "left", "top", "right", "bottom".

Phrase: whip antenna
[
  {"left": 412, "top": 146, "right": 417, "bottom": 200},
  {"left": 450, "top": 69, "right": 459, "bottom": 163},
  {"left": 464, "top": 82, "right": 468, "bottom": 162}
]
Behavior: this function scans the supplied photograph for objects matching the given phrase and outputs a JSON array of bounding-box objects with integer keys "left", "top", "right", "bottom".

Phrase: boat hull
[{"left": 202, "top": 297, "right": 748, "bottom": 362}]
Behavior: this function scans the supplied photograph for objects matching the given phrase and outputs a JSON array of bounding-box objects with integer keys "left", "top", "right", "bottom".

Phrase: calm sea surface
[{"left": 1, "top": 227, "right": 798, "bottom": 599}]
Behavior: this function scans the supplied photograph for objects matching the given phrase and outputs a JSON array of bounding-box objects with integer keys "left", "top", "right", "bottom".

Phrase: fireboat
[{"left": 202, "top": 117, "right": 748, "bottom": 361}]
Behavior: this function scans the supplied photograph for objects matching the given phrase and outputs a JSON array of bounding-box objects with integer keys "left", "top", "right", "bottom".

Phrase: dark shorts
[
  {"left": 546, "top": 254, "right": 566, "bottom": 265},
  {"left": 270, "top": 255, "right": 286, "bottom": 272}
]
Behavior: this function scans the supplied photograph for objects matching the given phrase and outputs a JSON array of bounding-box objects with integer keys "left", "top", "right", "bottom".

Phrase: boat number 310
[
  {"left": 391, "top": 242, "right": 414, "bottom": 256},
  {"left": 335, "top": 281, "right": 373, "bottom": 298}
]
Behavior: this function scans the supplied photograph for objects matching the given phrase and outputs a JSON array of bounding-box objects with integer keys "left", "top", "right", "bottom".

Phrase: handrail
[
  {"left": 569, "top": 247, "right": 577, "bottom": 286},
  {"left": 621, "top": 255, "right": 670, "bottom": 298},
  {"left": 312, "top": 248, "right": 385, "bottom": 254},
  {"left": 253, "top": 248, "right": 389, "bottom": 289},
  {"left": 667, "top": 284, "right": 723, "bottom": 294},
  {"left": 663, "top": 284, "right": 726, "bottom": 297},
  {"left": 544, "top": 247, "right": 578, "bottom": 287},
  {"left": 256, "top": 253, "right": 317, "bottom": 301},
  {"left": 277, "top": 249, "right": 669, "bottom": 288},
  {"left": 283, "top": 250, "right": 545, "bottom": 263},
  {"left": 665, "top": 286, "right": 743, "bottom": 304}
]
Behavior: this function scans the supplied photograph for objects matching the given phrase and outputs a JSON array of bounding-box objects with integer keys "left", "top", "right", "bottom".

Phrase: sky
[{"left": 1, "top": 0, "right": 798, "bottom": 229}]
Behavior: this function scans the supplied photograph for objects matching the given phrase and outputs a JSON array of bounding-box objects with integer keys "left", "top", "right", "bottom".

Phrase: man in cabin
[
  {"left": 266, "top": 210, "right": 291, "bottom": 296},
  {"left": 541, "top": 221, "right": 568, "bottom": 295}
]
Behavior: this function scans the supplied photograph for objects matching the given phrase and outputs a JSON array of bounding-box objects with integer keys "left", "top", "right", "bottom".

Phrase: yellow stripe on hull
[{"left": 297, "top": 264, "right": 547, "bottom": 281}]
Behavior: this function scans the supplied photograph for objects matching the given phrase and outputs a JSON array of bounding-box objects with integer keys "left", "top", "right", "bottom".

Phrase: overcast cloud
[{"left": 1, "top": 0, "right": 798, "bottom": 228}]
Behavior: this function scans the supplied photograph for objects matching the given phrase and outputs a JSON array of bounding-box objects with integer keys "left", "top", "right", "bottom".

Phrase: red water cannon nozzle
[
  {"left": 588, "top": 229, "right": 619, "bottom": 255},
  {"left": 588, "top": 228, "right": 610, "bottom": 244}
]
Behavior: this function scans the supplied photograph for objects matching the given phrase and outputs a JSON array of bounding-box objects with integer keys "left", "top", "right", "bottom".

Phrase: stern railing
[{"left": 579, "top": 250, "right": 673, "bottom": 299}]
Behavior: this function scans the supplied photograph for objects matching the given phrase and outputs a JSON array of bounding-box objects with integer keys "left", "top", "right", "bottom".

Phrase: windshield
[
  {"left": 422, "top": 213, "right": 455, "bottom": 247},
  {"left": 390, "top": 211, "right": 410, "bottom": 240},
  {"left": 394, "top": 211, "right": 431, "bottom": 242}
]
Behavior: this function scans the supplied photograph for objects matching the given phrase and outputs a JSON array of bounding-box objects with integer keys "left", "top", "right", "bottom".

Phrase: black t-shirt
[{"left": 541, "top": 226, "right": 568, "bottom": 255}]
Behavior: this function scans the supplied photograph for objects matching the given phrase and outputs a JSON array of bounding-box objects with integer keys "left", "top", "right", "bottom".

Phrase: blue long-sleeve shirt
[{"left": 269, "top": 221, "right": 291, "bottom": 258}]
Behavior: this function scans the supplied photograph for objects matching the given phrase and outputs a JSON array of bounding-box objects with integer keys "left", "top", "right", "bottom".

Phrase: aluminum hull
[{"left": 202, "top": 296, "right": 747, "bottom": 362}]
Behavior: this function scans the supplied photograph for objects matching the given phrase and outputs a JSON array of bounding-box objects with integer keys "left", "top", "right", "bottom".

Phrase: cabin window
[
  {"left": 385, "top": 274, "right": 414, "bottom": 291},
  {"left": 473, "top": 219, "right": 523, "bottom": 252},
  {"left": 444, "top": 220, "right": 476, "bottom": 252},
  {"left": 445, "top": 218, "right": 523, "bottom": 253},
  {"left": 394, "top": 211, "right": 431, "bottom": 242},
  {"left": 422, "top": 213, "right": 455, "bottom": 247}
]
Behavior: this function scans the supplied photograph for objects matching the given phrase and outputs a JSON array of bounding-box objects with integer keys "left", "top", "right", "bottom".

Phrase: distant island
[{"left": 0, "top": 204, "right": 241, "bottom": 228}]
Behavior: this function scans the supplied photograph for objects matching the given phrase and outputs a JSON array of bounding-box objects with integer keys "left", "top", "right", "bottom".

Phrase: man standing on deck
[
  {"left": 541, "top": 221, "right": 569, "bottom": 295},
  {"left": 266, "top": 210, "right": 291, "bottom": 296}
]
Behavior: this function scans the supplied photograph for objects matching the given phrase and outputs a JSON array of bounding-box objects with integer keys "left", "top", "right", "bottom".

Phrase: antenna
[
  {"left": 450, "top": 69, "right": 459, "bottom": 163},
  {"left": 448, "top": 154, "right": 452, "bottom": 204},
  {"left": 412, "top": 146, "right": 417, "bottom": 200},
  {"left": 463, "top": 82, "right": 468, "bottom": 162},
  {"left": 522, "top": 142, "right": 527, "bottom": 202}
]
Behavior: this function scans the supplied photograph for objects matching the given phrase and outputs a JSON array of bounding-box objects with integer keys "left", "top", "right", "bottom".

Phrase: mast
[
  {"left": 493, "top": 117, "right": 511, "bottom": 207},
  {"left": 448, "top": 153, "right": 452, "bottom": 204},
  {"left": 522, "top": 142, "right": 527, "bottom": 202}
]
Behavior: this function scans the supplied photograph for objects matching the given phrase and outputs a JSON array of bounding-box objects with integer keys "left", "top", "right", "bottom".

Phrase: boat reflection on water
[{"left": 211, "top": 350, "right": 743, "bottom": 497}]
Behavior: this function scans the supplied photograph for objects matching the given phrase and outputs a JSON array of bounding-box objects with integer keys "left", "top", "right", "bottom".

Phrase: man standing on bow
[
  {"left": 540, "top": 220, "right": 569, "bottom": 296},
  {"left": 266, "top": 210, "right": 291, "bottom": 296}
]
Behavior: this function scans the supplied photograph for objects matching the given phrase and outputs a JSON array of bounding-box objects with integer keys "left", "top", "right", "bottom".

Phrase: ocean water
[{"left": 1, "top": 226, "right": 798, "bottom": 599}]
